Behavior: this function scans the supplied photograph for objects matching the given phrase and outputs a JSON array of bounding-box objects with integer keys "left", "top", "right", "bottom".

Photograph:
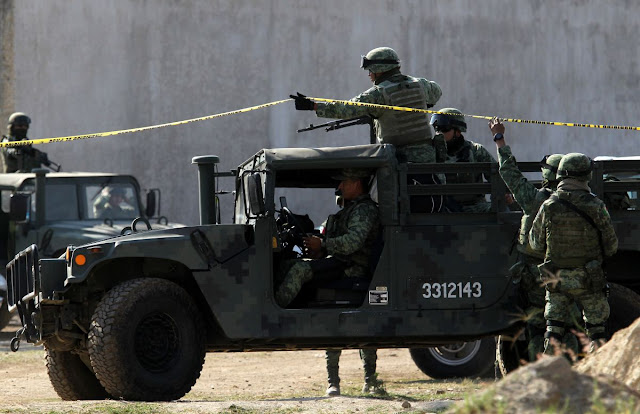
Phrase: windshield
[{"left": 85, "top": 183, "right": 140, "bottom": 220}]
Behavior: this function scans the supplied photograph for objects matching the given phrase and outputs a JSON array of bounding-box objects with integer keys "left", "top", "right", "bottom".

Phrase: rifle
[{"left": 297, "top": 116, "right": 377, "bottom": 144}]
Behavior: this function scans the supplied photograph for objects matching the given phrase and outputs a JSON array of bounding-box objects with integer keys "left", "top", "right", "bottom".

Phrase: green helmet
[
  {"left": 8, "top": 112, "right": 31, "bottom": 126},
  {"left": 361, "top": 47, "right": 400, "bottom": 74},
  {"left": 557, "top": 152, "right": 593, "bottom": 181},
  {"left": 540, "top": 154, "right": 564, "bottom": 182},
  {"left": 429, "top": 108, "right": 467, "bottom": 132}
]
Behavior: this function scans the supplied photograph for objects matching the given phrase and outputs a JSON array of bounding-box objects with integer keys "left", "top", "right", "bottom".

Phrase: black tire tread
[
  {"left": 45, "top": 347, "right": 109, "bottom": 400},
  {"left": 88, "top": 278, "right": 206, "bottom": 401},
  {"left": 409, "top": 337, "right": 496, "bottom": 379}
]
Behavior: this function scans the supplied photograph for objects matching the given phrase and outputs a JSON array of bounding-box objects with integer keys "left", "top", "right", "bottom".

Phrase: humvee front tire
[
  {"left": 88, "top": 278, "right": 206, "bottom": 401},
  {"left": 409, "top": 337, "right": 496, "bottom": 379},
  {"left": 46, "top": 347, "right": 110, "bottom": 400}
]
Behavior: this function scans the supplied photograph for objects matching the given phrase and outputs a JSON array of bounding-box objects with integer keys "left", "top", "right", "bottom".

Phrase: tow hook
[{"left": 10, "top": 328, "right": 25, "bottom": 352}]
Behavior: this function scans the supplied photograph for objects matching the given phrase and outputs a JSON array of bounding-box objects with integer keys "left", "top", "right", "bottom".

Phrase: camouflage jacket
[
  {"left": 315, "top": 72, "right": 441, "bottom": 163},
  {"left": 325, "top": 194, "right": 380, "bottom": 277},
  {"left": 445, "top": 137, "right": 496, "bottom": 206},
  {"left": 529, "top": 180, "right": 618, "bottom": 268},
  {"left": 0, "top": 135, "right": 47, "bottom": 173},
  {"left": 498, "top": 145, "right": 551, "bottom": 258}
]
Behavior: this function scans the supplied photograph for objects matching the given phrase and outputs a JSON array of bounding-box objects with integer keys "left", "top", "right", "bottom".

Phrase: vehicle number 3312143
[{"left": 422, "top": 282, "right": 482, "bottom": 299}]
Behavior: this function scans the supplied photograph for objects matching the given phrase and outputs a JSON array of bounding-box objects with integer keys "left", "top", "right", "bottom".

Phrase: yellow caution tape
[
  {"left": 0, "top": 99, "right": 291, "bottom": 148},
  {"left": 2, "top": 95, "right": 638, "bottom": 149},
  {"left": 309, "top": 97, "right": 640, "bottom": 131}
]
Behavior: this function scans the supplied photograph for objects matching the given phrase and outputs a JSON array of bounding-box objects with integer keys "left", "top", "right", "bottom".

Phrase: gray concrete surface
[{"left": 1, "top": 1, "right": 639, "bottom": 225}]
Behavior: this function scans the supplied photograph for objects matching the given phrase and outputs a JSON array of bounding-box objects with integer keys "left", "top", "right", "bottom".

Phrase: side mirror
[
  {"left": 145, "top": 189, "right": 160, "bottom": 217},
  {"left": 9, "top": 192, "right": 31, "bottom": 222},
  {"left": 247, "top": 173, "right": 265, "bottom": 216}
]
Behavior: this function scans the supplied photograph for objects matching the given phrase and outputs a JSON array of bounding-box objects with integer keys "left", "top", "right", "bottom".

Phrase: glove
[{"left": 289, "top": 92, "right": 315, "bottom": 111}]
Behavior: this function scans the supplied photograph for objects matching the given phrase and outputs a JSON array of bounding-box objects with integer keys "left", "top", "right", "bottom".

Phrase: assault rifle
[{"left": 297, "top": 116, "right": 377, "bottom": 144}]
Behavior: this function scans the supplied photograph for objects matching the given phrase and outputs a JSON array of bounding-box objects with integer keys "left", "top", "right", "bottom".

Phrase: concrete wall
[{"left": 2, "top": 1, "right": 639, "bottom": 225}]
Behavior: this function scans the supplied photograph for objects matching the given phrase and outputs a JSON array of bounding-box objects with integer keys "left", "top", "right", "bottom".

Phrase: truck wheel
[
  {"left": 88, "top": 278, "right": 206, "bottom": 401},
  {"left": 409, "top": 337, "right": 496, "bottom": 379},
  {"left": 495, "top": 333, "right": 527, "bottom": 378},
  {"left": 607, "top": 282, "right": 640, "bottom": 336},
  {"left": 46, "top": 347, "right": 110, "bottom": 400}
]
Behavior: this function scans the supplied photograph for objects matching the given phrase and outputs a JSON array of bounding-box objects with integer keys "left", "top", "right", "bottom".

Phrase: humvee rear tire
[
  {"left": 88, "top": 278, "right": 206, "bottom": 401},
  {"left": 606, "top": 282, "right": 640, "bottom": 336},
  {"left": 46, "top": 347, "right": 110, "bottom": 400},
  {"left": 409, "top": 337, "right": 496, "bottom": 379}
]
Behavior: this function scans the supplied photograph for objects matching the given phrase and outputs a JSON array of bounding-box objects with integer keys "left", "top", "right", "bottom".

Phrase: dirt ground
[{"left": 0, "top": 315, "right": 490, "bottom": 413}]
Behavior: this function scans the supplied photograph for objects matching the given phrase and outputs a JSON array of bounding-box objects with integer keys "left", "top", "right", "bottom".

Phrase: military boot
[
  {"left": 325, "top": 350, "right": 341, "bottom": 396},
  {"left": 362, "top": 373, "right": 386, "bottom": 395}
]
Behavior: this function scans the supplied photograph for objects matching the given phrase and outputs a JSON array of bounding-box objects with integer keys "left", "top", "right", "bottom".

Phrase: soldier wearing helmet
[
  {"left": 274, "top": 168, "right": 382, "bottom": 395},
  {"left": 529, "top": 153, "right": 618, "bottom": 354},
  {"left": 430, "top": 108, "right": 497, "bottom": 212},
  {"left": 490, "top": 117, "right": 568, "bottom": 359},
  {"left": 93, "top": 186, "right": 135, "bottom": 219},
  {"left": 290, "top": 47, "right": 442, "bottom": 164},
  {"left": 1, "top": 112, "right": 51, "bottom": 173}
]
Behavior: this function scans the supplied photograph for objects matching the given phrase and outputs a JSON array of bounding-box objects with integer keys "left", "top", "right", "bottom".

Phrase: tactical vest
[
  {"left": 445, "top": 140, "right": 486, "bottom": 206},
  {"left": 545, "top": 192, "right": 603, "bottom": 268},
  {"left": 517, "top": 188, "right": 553, "bottom": 259},
  {"left": 374, "top": 76, "right": 432, "bottom": 147}
]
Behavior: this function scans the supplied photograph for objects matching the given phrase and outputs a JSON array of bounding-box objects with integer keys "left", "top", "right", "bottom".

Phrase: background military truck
[
  {"left": 6, "top": 144, "right": 640, "bottom": 401},
  {"left": 0, "top": 169, "right": 179, "bottom": 329}
]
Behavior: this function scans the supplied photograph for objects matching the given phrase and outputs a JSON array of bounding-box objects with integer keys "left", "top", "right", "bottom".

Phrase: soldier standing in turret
[
  {"left": 1, "top": 112, "right": 51, "bottom": 173},
  {"left": 290, "top": 46, "right": 442, "bottom": 164},
  {"left": 529, "top": 153, "right": 618, "bottom": 354}
]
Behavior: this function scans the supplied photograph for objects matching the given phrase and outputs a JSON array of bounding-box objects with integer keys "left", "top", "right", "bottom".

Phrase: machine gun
[{"left": 297, "top": 116, "right": 377, "bottom": 144}]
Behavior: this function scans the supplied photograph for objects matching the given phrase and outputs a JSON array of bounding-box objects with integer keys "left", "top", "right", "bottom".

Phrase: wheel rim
[
  {"left": 134, "top": 312, "right": 180, "bottom": 373},
  {"left": 427, "top": 340, "right": 482, "bottom": 366}
]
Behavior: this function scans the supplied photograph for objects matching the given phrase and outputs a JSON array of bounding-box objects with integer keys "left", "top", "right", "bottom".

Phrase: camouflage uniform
[
  {"left": 0, "top": 136, "right": 49, "bottom": 173},
  {"left": 444, "top": 136, "right": 496, "bottom": 212},
  {"left": 315, "top": 72, "right": 441, "bottom": 164},
  {"left": 275, "top": 194, "right": 380, "bottom": 307},
  {"left": 529, "top": 156, "right": 618, "bottom": 353},
  {"left": 326, "top": 348, "right": 380, "bottom": 395},
  {"left": 498, "top": 146, "right": 556, "bottom": 358}
]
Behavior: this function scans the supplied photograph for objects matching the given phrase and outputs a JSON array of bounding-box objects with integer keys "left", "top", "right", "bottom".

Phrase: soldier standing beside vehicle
[
  {"left": 0, "top": 112, "right": 51, "bottom": 173},
  {"left": 430, "top": 109, "right": 497, "bottom": 212},
  {"left": 489, "top": 117, "right": 565, "bottom": 359},
  {"left": 274, "top": 168, "right": 383, "bottom": 395},
  {"left": 290, "top": 46, "right": 442, "bottom": 164},
  {"left": 529, "top": 153, "right": 618, "bottom": 354}
]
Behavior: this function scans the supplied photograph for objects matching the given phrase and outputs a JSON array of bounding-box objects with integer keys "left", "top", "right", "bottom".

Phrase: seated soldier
[
  {"left": 93, "top": 186, "right": 135, "bottom": 219},
  {"left": 275, "top": 168, "right": 380, "bottom": 307}
]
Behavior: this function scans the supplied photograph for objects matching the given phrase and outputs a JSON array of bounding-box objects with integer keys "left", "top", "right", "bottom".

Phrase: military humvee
[
  {"left": 0, "top": 169, "right": 179, "bottom": 329},
  {"left": 6, "top": 144, "right": 640, "bottom": 401}
]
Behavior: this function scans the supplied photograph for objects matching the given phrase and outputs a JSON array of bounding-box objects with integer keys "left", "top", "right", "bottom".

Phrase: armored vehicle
[
  {"left": 6, "top": 144, "right": 640, "bottom": 401},
  {"left": 0, "top": 169, "right": 179, "bottom": 329}
]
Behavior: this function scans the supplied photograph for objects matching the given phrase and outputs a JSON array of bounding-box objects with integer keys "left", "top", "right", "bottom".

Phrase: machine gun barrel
[{"left": 297, "top": 116, "right": 372, "bottom": 133}]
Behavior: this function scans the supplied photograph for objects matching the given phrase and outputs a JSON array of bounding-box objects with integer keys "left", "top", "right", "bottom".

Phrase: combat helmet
[
  {"left": 429, "top": 108, "right": 467, "bottom": 133},
  {"left": 540, "top": 154, "right": 564, "bottom": 183},
  {"left": 557, "top": 152, "right": 593, "bottom": 182},
  {"left": 8, "top": 112, "right": 31, "bottom": 126},
  {"left": 361, "top": 47, "right": 400, "bottom": 74}
]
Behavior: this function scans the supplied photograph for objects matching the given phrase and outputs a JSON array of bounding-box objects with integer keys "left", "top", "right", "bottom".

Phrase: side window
[{"left": 45, "top": 184, "right": 79, "bottom": 221}]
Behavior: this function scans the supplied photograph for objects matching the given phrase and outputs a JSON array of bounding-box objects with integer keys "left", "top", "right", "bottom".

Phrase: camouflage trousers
[
  {"left": 326, "top": 349, "right": 377, "bottom": 385},
  {"left": 275, "top": 257, "right": 348, "bottom": 307},
  {"left": 545, "top": 268, "right": 610, "bottom": 339},
  {"left": 514, "top": 261, "right": 547, "bottom": 360},
  {"left": 395, "top": 141, "right": 436, "bottom": 163}
]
